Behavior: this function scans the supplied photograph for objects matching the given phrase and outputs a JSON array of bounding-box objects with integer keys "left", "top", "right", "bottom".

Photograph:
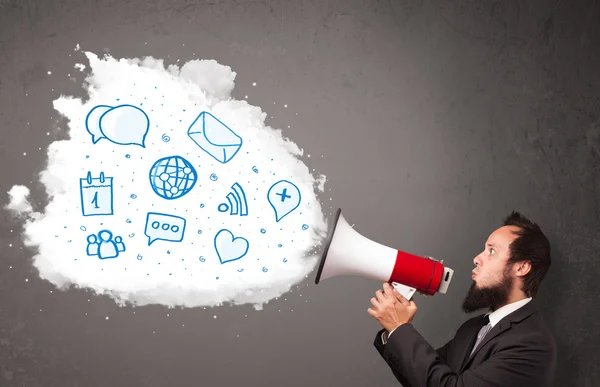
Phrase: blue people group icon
[
  {"left": 218, "top": 182, "right": 248, "bottom": 216},
  {"left": 149, "top": 156, "right": 198, "bottom": 200},
  {"left": 187, "top": 111, "right": 242, "bottom": 164},
  {"left": 86, "top": 104, "right": 149, "bottom": 147},
  {"left": 86, "top": 229, "right": 126, "bottom": 259},
  {"left": 144, "top": 212, "right": 187, "bottom": 246},
  {"left": 79, "top": 104, "right": 306, "bottom": 265}
]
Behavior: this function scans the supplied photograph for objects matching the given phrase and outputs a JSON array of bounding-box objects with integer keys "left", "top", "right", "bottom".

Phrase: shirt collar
[{"left": 485, "top": 297, "right": 532, "bottom": 327}]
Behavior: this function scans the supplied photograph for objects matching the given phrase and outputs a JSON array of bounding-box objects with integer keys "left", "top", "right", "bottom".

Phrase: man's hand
[{"left": 367, "top": 282, "right": 418, "bottom": 333}]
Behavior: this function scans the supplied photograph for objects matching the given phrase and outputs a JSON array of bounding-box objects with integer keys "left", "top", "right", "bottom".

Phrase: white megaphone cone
[{"left": 315, "top": 208, "right": 454, "bottom": 300}]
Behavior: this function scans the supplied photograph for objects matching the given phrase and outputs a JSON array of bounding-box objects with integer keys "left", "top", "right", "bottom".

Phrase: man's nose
[{"left": 473, "top": 255, "right": 481, "bottom": 266}]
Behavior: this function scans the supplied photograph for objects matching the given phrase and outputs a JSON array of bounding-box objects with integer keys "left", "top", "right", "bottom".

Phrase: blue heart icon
[{"left": 214, "top": 229, "right": 249, "bottom": 264}]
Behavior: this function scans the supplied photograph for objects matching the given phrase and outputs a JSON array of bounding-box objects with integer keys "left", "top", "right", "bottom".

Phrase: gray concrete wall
[{"left": 1, "top": 0, "right": 598, "bottom": 386}]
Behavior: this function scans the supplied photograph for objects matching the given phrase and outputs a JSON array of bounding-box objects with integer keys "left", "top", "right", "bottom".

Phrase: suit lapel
[
  {"left": 458, "top": 316, "right": 489, "bottom": 370},
  {"left": 459, "top": 300, "right": 538, "bottom": 373},
  {"left": 461, "top": 320, "right": 510, "bottom": 370}
]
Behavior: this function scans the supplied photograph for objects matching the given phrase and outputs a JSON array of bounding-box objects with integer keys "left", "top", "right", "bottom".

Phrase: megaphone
[{"left": 315, "top": 208, "right": 454, "bottom": 300}]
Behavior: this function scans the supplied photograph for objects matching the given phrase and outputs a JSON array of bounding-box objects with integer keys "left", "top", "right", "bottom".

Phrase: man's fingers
[
  {"left": 383, "top": 282, "right": 395, "bottom": 297},
  {"left": 370, "top": 297, "right": 380, "bottom": 308}
]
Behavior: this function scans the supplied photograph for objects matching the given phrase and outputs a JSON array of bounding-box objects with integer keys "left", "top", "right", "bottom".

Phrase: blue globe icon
[{"left": 149, "top": 156, "right": 198, "bottom": 200}]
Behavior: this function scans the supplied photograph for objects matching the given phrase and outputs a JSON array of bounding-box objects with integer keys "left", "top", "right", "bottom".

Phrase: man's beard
[{"left": 461, "top": 271, "right": 513, "bottom": 313}]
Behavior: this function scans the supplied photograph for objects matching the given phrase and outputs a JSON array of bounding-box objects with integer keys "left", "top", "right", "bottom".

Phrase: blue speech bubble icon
[
  {"left": 267, "top": 180, "right": 301, "bottom": 222},
  {"left": 85, "top": 105, "right": 112, "bottom": 144},
  {"left": 144, "top": 212, "right": 186, "bottom": 246},
  {"left": 98, "top": 104, "right": 150, "bottom": 147}
]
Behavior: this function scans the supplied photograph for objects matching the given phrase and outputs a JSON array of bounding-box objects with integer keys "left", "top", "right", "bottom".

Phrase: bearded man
[{"left": 370, "top": 211, "right": 557, "bottom": 387}]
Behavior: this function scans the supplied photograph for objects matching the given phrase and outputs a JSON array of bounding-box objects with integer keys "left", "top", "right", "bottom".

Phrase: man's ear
[{"left": 514, "top": 260, "right": 532, "bottom": 277}]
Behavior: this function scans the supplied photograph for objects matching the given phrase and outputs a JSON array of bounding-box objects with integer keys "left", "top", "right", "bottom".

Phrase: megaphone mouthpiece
[{"left": 315, "top": 208, "right": 454, "bottom": 298}]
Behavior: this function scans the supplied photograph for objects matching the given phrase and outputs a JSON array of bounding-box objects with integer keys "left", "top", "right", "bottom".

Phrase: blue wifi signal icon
[{"left": 218, "top": 182, "right": 248, "bottom": 216}]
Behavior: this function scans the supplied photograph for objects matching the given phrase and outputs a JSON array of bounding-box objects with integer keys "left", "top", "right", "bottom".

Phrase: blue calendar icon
[{"left": 80, "top": 171, "right": 114, "bottom": 216}]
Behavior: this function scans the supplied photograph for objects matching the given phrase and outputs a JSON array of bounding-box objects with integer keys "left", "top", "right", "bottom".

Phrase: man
[{"left": 369, "top": 211, "right": 557, "bottom": 387}]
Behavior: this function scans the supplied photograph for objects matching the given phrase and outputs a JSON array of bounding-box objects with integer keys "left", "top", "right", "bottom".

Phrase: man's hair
[{"left": 502, "top": 211, "right": 551, "bottom": 298}]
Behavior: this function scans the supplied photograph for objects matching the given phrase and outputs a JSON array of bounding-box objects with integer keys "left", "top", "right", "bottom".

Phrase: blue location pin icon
[{"left": 267, "top": 180, "right": 301, "bottom": 222}]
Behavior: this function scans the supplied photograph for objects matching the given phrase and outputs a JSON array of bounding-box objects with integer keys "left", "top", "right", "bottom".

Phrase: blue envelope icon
[{"left": 187, "top": 111, "right": 243, "bottom": 164}]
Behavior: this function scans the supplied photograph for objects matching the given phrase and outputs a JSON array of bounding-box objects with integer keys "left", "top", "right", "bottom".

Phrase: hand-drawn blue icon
[
  {"left": 209, "top": 173, "right": 218, "bottom": 181},
  {"left": 86, "top": 230, "right": 125, "bottom": 260},
  {"left": 149, "top": 156, "right": 198, "bottom": 200},
  {"left": 218, "top": 182, "right": 248, "bottom": 216},
  {"left": 144, "top": 212, "right": 186, "bottom": 246},
  {"left": 252, "top": 166, "right": 258, "bottom": 173},
  {"left": 86, "top": 104, "right": 149, "bottom": 147},
  {"left": 80, "top": 171, "right": 114, "bottom": 216},
  {"left": 214, "top": 229, "right": 249, "bottom": 264},
  {"left": 85, "top": 105, "right": 112, "bottom": 144},
  {"left": 267, "top": 180, "right": 301, "bottom": 222},
  {"left": 187, "top": 111, "right": 242, "bottom": 164}
]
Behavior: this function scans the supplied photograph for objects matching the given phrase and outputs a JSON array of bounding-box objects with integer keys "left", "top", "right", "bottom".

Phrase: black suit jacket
[{"left": 373, "top": 299, "right": 557, "bottom": 387}]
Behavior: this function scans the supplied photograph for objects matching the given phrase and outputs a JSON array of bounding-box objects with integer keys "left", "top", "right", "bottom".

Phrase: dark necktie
[{"left": 470, "top": 315, "right": 491, "bottom": 356}]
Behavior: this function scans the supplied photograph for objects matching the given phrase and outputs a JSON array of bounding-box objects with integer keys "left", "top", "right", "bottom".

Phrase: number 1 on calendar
[{"left": 91, "top": 192, "right": 100, "bottom": 209}]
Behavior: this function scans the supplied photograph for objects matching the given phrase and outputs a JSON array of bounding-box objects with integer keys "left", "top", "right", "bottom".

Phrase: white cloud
[
  {"left": 5, "top": 185, "right": 33, "bottom": 214},
  {"left": 7, "top": 52, "right": 328, "bottom": 310}
]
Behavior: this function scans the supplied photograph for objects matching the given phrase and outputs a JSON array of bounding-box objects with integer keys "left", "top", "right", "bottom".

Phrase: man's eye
[{"left": 489, "top": 248, "right": 495, "bottom": 254}]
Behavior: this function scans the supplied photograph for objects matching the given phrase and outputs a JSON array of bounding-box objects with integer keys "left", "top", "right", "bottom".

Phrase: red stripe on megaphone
[{"left": 389, "top": 250, "right": 445, "bottom": 296}]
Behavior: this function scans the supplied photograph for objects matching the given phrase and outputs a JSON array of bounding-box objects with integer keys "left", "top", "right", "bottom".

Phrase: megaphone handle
[{"left": 391, "top": 282, "right": 417, "bottom": 301}]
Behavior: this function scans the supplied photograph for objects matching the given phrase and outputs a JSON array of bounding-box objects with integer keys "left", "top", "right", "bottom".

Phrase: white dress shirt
[{"left": 381, "top": 297, "right": 533, "bottom": 344}]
